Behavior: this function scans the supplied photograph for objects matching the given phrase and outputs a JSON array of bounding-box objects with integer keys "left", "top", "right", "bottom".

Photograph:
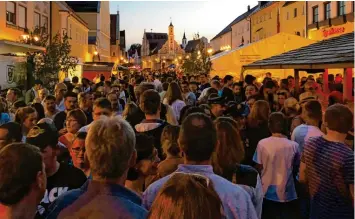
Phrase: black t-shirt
[
  {"left": 36, "top": 163, "right": 87, "bottom": 218},
  {"left": 53, "top": 111, "right": 67, "bottom": 131}
]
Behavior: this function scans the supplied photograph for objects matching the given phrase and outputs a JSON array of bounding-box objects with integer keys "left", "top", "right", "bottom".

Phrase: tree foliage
[
  {"left": 182, "top": 41, "right": 212, "bottom": 75},
  {"left": 32, "top": 32, "right": 78, "bottom": 89},
  {"left": 128, "top": 43, "right": 142, "bottom": 57}
]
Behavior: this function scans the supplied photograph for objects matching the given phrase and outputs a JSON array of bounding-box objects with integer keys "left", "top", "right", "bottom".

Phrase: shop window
[
  {"left": 337, "top": 1, "right": 345, "bottom": 16},
  {"left": 313, "top": 6, "right": 319, "bottom": 23},
  {"left": 18, "top": 5, "right": 27, "bottom": 28},
  {"left": 6, "top": 2, "right": 16, "bottom": 24},
  {"left": 324, "top": 2, "right": 331, "bottom": 20},
  {"left": 294, "top": 8, "right": 297, "bottom": 18},
  {"left": 34, "top": 12, "right": 40, "bottom": 27}
]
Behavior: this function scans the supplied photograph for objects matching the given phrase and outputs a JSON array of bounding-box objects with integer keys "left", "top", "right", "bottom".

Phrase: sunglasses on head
[{"left": 27, "top": 126, "right": 45, "bottom": 138}]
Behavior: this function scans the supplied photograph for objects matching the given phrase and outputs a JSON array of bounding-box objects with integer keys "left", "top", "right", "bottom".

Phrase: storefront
[
  {"left": 243, "top": 32, "right": 354, "bottom": 103},
  {"left": 308, "top": 22, "right": 354, "bottom": 41}
]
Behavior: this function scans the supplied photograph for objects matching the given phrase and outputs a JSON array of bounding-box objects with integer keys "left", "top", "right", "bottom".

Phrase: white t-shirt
[
  {"left": 291, "top": 124, "right": 324, "bottom": 153},
  {"left": 253, "top": 136, "right": 300, "bottom": 202}
]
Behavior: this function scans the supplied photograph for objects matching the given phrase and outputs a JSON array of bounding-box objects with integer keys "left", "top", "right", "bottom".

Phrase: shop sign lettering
[{"left": 323, "top": 27, "right": 345, "bottom": 38}]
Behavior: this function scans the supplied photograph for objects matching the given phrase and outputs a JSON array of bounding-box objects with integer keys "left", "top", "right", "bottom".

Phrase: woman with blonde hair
[
  {"left": 158, "top": 125, "right": 183, "bottom": 177},
  {"left": 243, "top": 100, "right": 271, "bottom": 166},
  {"left": 15, "top": 106, "right": 38, "bottom": 142},
  {"left": 163, "top": 82, "right": 186, "bottom": 122},
  {"left": 148, "top": 172, "right": 225, "bottom": 219},
  {"left": 212, "top": 117, "right": 263, "bottom": 218}
]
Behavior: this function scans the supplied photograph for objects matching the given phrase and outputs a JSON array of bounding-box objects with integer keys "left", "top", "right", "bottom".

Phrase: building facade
[
  {"left": 307, "top": 1, "right": 354, "bottom": 41},
  {"left": 0, "top": 1, "right": 49, "bottom": 53},
  {"left": 141, "top": 22, "right": 185, "bottom": 70},
  {"left": 110, "top": 12, "right": 121, "bottom": 64},
  {"left": 66, "top": 1, "right": 111, "bottom": 62},
  {"left": 280, "top": 1, "right": 307, "bottom": 37},
  {"left": 250, "top": 1, "right": 280, "bottom": 43},
  {"left": 231, "top": 5, "right": 257, "bottom": 49},
  {"left": 210, "top": 26, "right": 232, "bottom": 53}
]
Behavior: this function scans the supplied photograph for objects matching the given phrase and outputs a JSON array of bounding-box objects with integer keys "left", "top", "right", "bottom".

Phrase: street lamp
[
  {"left": 207, "top": 48, "right": 213, "bottom": 54},
  {"left": 21, "top": 34, "right": 30, "bottom": 40},
  {"left": 33, "top": 36, "right": 39, "bottom": 42},
  {"left": 94, "top": 51, "right": 98, "bottom": 56}
]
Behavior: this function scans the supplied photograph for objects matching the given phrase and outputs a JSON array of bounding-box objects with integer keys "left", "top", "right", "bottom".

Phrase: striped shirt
[{"left": 301, "top": 136, "right": 354, "bottom": 219}]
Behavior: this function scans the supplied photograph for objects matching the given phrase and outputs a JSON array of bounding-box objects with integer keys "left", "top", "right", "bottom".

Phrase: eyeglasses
[{"left": 71, "top": 147, "right": 85, "bottom": 154}]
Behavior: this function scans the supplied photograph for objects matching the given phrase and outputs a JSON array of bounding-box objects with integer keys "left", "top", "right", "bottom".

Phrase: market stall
[
  {"left": 210, "top": 33, "right": 315, "bottom": 81},
  {"left": 242, "top": 32, "right": 354, "bottom": 102}
]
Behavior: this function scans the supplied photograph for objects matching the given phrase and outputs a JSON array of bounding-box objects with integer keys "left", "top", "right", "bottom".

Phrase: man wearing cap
[
  {"left": 26, "top": 123, "right": 87, "bottom": 218},
  {"left": 25, "top": 80, "right": 43, "bottom": 105},
  {"left": 208, "top": 94, "right": 227, "bottom": 120}
]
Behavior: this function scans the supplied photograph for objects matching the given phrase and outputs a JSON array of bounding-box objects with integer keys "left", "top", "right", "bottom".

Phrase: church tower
[
  {"left": 182, "top": 31, "right": 187, "bottom": 49},
  {"left": 168, "top": 20, "right": 174, "bottom": 54}
]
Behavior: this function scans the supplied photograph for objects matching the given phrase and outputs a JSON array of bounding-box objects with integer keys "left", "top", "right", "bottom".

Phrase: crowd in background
[{"left": 0, "top": 70, "right": 353, "bottom": 219}]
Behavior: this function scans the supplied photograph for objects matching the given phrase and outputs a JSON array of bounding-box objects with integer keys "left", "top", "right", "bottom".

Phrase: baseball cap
[
  {"left": 208, "top": 95, "right": 227, "bottom": 106},
  {"left": 34, "top": 79, "right": 43, "bottom": 85},
  {"left": 26, "top": 123, "right": 58, "bottom": 150}
]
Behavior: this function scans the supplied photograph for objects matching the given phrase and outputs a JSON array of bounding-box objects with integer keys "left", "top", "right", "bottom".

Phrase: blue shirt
[
  {"left": 143, "top": 164, "right": 258, "bottom": 219},
  {"left": 45, "top": 180, "right": 147, "bottom": 219}
]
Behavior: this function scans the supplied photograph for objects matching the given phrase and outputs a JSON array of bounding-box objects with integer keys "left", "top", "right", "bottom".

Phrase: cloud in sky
[{"left": 109, "top": 0, "right": 258, "bottom": 50}]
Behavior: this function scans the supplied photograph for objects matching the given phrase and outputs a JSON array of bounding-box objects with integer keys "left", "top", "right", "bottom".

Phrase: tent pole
[
  {"left": 323, "top": 69, "right": 329, "bottom": 94},
  {"left": 294, "top": 69, "right": 300, "bottom": 99},
  {"left": 343, "top": 68, "right": 353, "bottom": 102}
]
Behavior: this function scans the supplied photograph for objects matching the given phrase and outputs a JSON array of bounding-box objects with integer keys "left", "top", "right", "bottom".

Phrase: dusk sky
[{"left": 109, "top": 1, "right": 258, "bottom": 49}]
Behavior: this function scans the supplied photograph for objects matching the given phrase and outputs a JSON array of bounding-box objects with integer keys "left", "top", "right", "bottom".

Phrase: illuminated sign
[{"left": 323, "top": 27, "right": 345, "bottom": 38}]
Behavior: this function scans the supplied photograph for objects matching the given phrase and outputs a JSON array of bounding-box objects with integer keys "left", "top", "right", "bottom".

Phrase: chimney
[{"left": 248, "top": 5, "right": 250, "bottom": 11}]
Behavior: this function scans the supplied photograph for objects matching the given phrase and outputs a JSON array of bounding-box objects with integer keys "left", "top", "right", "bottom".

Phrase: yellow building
[
  {"left": 307, "top": 1, "right": 354, "bottom": 41},
  {"left": 51, "top": 2, "right": 89, "bottom": 80},
  {"left": 280, "top": 1, "right": 306, "bottom": 37},
  {"left": 250, "top": 2, "right": 281, "bottom": 43},
  {"left": 66, "top": 2, "right": 111, "bottom": 62},
  {"left": 0, "top": 1, "right": 49, "bottom": 53}
]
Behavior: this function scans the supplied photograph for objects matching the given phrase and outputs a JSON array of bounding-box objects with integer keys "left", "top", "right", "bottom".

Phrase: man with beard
[
  {"left": 43, "top": 95, "right": 59, "bottom": 120},
  {"left": 53, "top": 92, "right": 78, "bottom": 135}
]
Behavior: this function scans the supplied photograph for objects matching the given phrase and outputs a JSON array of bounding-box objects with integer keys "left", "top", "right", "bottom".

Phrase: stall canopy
[
  {"left": 243, "top": 32, "right": 354, "bottom": 70},
  {"left": 210, "top": 33, "right": 315, "bottom": 81},
  {"left": 243, "top": 32, "right": 354, "bottom": 102}
]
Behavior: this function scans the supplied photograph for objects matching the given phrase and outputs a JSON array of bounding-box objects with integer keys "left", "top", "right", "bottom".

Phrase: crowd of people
[{"left": 0, "top": 70, "right": 353, "bottom": 219}]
